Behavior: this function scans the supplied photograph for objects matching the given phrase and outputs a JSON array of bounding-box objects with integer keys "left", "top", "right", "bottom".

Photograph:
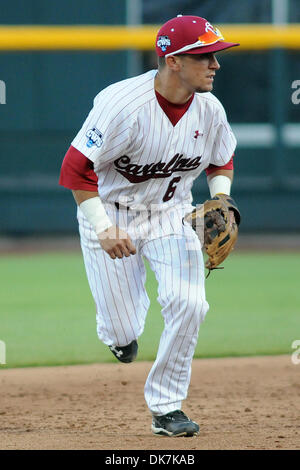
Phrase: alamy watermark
[
  {"left": 291, "top": 80, "right": 300, "bottom": 105},
  {"left": 96, "top": 199, "right": 204, "bottom": 251},
  {"left": 291, "top": 340, "right": 300, "bottom": 365},
  {"left": 0, "top": 340, "right": 6, "bottom": 365},
  {"left": 0, "top": 80, "right": 6, "bottom": 104}
]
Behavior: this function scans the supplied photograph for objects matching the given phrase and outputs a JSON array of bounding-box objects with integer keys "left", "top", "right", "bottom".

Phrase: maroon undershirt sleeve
[
  {"left": 59, "top": 145, "right": 98, "bottom": 191},
  {"left": 205, "top": 155, "right": 234, "bottom": 176}
]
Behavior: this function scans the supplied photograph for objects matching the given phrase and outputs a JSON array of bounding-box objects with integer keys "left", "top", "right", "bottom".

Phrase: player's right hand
[{"left": 97, "top": 225, "right": 136, "bottom": 259}]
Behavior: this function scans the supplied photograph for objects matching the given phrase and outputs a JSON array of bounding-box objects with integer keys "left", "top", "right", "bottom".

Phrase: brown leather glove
[{"left": 184, "top": 194, "right": 241, "bottom": 276}]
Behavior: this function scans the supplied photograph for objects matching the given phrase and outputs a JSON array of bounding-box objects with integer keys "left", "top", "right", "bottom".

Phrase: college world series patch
[
  {"left": 157, "top": 35, "right": 171, "bottom": 52},
  {"left": 86, "top": 127, "right": 103, "bottom": 148}
]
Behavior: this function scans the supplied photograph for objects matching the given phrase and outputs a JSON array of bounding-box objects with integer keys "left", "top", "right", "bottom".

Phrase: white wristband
[
  {"left": 208, "top": 175, "right": 232, "bottom": 198},
  {"left": 79, "top": 197, "right": 113, "bottom": 235}
]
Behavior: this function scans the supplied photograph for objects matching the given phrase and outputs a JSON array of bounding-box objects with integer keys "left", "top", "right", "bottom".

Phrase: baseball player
[{"left": 59, "top": 15, "right": 239, "bottom": 437}]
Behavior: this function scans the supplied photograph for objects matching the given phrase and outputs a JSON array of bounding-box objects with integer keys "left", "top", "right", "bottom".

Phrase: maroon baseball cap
[{"left": 156, "top": 15, "right": 239, "bottom": 57}]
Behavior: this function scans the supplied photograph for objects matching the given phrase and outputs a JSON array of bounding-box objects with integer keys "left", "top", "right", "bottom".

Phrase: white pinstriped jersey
[{"left": 72, "top": 69, "right": 236, "bottom": 209}]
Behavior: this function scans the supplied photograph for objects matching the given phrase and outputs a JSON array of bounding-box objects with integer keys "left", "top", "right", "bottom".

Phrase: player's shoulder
[
  {"left": 195, "top": 91, "right": 227, "bottom": 118},
  {"left": 93, "top": 70, "right": 156, "bottom": 114}
]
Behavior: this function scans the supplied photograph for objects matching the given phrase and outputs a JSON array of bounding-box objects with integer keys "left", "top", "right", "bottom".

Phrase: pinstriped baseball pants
[{"left": 78, "top": 207, "right": 209, "bottom": 416}]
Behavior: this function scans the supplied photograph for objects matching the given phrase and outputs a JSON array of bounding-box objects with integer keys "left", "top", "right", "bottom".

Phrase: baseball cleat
[
  {"left": 108, "top": 340, "right": 138, "bottom": 363},
  {"left": 151, "top": 410, "right": 200, "bottom": 437}
]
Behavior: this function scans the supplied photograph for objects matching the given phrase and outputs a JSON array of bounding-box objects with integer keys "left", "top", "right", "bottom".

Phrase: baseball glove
[{"left": 184, "top": 193, "right": 241, "bottom": 277}]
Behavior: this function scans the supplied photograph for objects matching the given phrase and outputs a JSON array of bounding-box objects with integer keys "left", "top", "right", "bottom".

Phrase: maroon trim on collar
[{"left": 155, "top": 90, "right": 194, "bottom": 126}]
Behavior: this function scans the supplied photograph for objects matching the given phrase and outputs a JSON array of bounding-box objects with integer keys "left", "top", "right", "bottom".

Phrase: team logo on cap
[
  {"left": 86, "top": 127, "right": 103, "bottom": 148},
  {"left": 198, "top": 22, "right": 224, "bottom": 46},
  {"left": 157, "top": 35, "right": 171, "bottom": 52},
  {"left": 205, "top": 22, "right": 216, "bottom": 33}
]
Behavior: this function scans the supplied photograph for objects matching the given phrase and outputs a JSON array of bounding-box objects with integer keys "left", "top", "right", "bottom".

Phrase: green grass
[{"left": 0, "top": 251, "right": 299, "bottom": 368}]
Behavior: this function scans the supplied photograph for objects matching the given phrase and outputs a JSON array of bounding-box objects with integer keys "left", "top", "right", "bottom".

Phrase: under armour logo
[
  {"left": 109, "top": 345, "right": 123, "bottom": 357},
  {"left": 194, "top": 130, "right": 202, "bottom": 139}
]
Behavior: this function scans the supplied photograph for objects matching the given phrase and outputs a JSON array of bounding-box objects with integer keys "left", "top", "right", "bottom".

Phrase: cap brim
[{"left": 177, "top": 41, "right": 240, "bottom": 55}]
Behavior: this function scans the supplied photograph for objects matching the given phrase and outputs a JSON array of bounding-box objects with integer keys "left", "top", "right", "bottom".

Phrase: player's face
[{"left": 177, "top": 53, "right": 221, "bottom": 93}]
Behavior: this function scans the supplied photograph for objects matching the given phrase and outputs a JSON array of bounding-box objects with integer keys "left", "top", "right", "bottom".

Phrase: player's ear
[{"left": 165, "top": 55, "right": 182, "bottom": 71}]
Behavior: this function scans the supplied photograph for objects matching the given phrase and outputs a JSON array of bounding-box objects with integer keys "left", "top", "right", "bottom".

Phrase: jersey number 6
[{"left": 163, "top": 176, "right": 181, "bottom": 202}]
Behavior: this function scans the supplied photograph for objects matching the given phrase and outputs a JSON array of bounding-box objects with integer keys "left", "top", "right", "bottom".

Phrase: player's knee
[
  {"left": 192, "top": 296, "right": 209, "bottom": 325},
  {"left": 198, "top": 298, "right": 209, "bottom": 323},
  {"left": 177, "top": 292, "right": 209, "bottom": 325}
]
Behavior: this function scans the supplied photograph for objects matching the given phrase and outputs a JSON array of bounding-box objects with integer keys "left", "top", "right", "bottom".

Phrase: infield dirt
[{"left": 0, "top": 355, "right": 299, "bottom": 450}]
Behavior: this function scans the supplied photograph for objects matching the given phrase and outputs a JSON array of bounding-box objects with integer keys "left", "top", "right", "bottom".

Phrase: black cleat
[
  {"left": 151, "top": 410, "right": 199, "bottom": 437},
  {"left": 108, "top": 340, "right": 138, "bottom": 363}
]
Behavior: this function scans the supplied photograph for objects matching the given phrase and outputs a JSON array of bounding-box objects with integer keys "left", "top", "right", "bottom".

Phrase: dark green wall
[
  {"left": 0, "top": 1, "right": 129, "bottom": 235},
  {"left": 0, "top": 0, "right": 127, "bottom": 25}
]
